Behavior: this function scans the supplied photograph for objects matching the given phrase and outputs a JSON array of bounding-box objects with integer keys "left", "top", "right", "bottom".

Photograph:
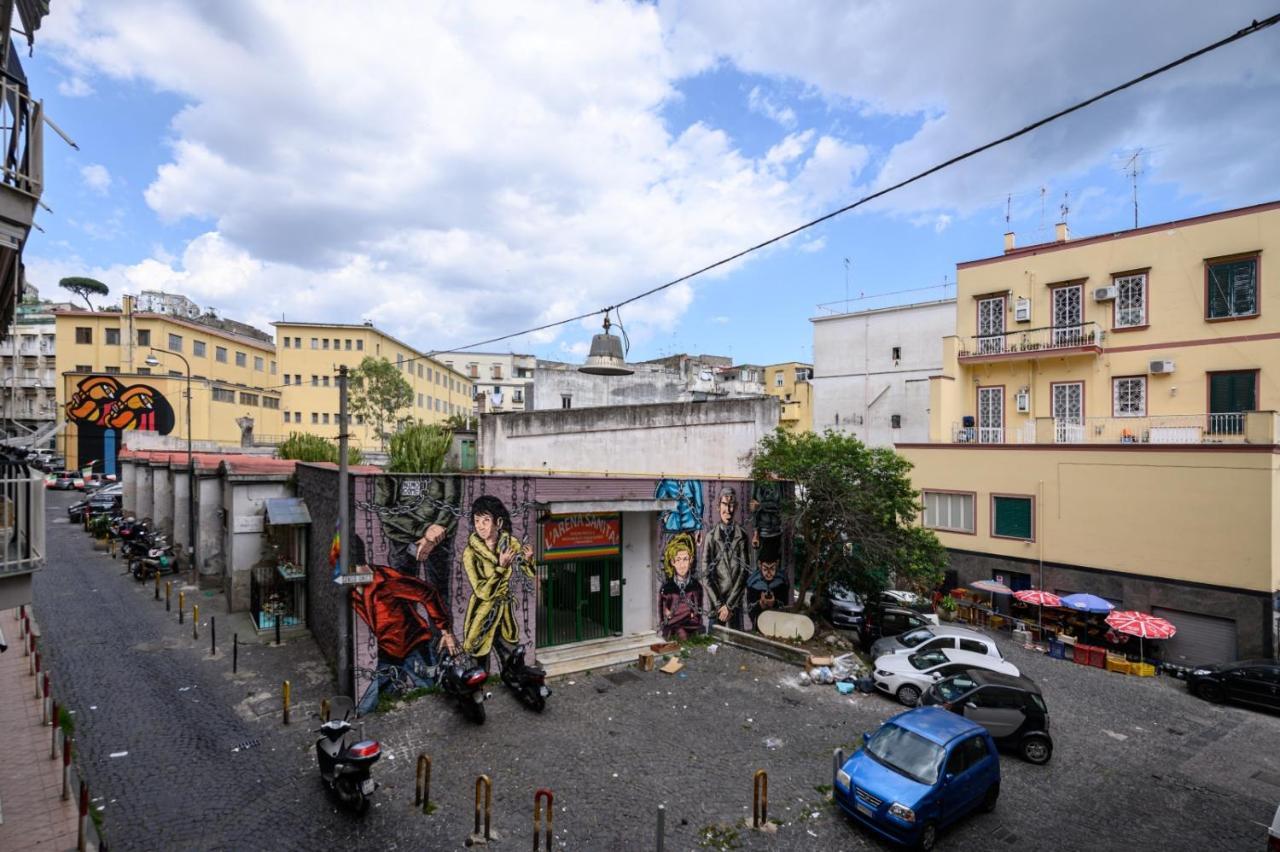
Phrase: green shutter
[
  {"left": 1208, "top": 259, "right": 1257, "bottom": 318},
  {"left": 993, "top": 496, "right": 1033, "bottom": 539},
  {"left": 1207, "top": 264, "right": 1232, "bottom": 318},
  {"left": 1209, "top": 371, "right": 1256, "bottom": 413}
]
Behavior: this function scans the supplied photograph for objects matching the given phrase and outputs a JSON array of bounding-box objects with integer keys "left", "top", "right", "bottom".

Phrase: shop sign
[{"left": 541, "top": 513, "right": 621, "bottom": 561}]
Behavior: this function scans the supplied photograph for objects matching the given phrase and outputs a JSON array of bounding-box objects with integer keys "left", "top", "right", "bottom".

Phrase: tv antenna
[
  {"left": 1124, "top": 148, "right": 1143, "bottom": 229},
  {"left": 1059, "top": 191, "right": 1070, "bottom": 228},
  {"left": 1038, "top": 186, "right": 1047, "bottom": 234},
  {"left": 1005, "top": 193, "right": 1012, "bottom": 227},
  {"left": 844, "top": 257, "right": 851, "bottom": 311}
]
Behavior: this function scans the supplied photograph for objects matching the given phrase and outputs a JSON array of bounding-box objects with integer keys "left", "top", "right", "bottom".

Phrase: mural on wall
[
  {"left": 658, "top": 532, "right": 702, "bottom": 639},
  {"left": 703, "top": 486, "right": 749, "bottom": 630},
  {"left": 461, "top": 495, "right": 535, "bottom": 670},
  {"left": 66, "top": 375, "right": 176, "bottom": 474}
]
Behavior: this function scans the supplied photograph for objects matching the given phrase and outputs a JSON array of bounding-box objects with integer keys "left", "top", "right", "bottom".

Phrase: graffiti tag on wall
[{"left": 65, "top": 375, "right": 175, "bottom": 433}]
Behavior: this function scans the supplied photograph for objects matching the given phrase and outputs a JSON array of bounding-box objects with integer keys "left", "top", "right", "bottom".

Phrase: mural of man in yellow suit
[{"left": 462, "top": 494, "right": 534, "bottom": 670}]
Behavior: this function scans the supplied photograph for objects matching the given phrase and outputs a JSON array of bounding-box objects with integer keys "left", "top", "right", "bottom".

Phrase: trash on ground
[
  {"left": 109, "top": 751, "right": 128, "bottom": 758},
  {"left": 836, "top": 680, "right": 855, "bottom": 695},
  {"left": 764, "top": 736, "right": 783, "bottom": 750},
  {"left": 706, "top": 643, "right": 719, "bottom": 655},
  {"left": 660, "top": 658, "right": 684, "bottom": 674}
]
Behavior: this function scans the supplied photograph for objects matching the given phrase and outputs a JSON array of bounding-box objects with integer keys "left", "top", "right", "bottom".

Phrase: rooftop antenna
[
  {"left": 1039, "top": 186, "right": 1047, "bottom": 234},
  {"left": 1124, "top": 148, "right": 1143, "bottom": 229},
  {"left": 843, "top": 257, "right": 851, "bottom": 312},
  {"left": 1005, "top": 193, "right": 1011, "bottom": 227},
  {"left": 1059, "top": 191, "right": 1070, "bottom": 228}
]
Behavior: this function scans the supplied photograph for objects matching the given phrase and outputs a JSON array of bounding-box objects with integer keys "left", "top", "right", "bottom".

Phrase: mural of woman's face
[
  {"left": 473, "top": 512, "right": 498, "bottom": 541},
  {"left": 672, "top": 548, "right": 692, "bottom": 579}
]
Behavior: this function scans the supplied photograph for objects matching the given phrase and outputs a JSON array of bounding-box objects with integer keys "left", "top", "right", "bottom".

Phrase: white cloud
[
  {"left": 57, "top": 75, "right": 94, "bottom": 97},
  {"left": 933, "top": 214, "right": 952, "bottom": 233},
  {"left": 710, "top": 315, "right": 731, "bottom": 324},
  {"left": 80, "top": 163, "right": 111, "bottom": 194},
  {"left": 747, "top": 85, "right": 797, "bottom": 128}
]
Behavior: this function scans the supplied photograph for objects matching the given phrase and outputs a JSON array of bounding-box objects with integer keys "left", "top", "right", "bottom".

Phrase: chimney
[
  {"left": 1003, "top": 232, "right": 1016, "bottom": 253},
  {"left": 122, "top": 294, "right": 135, "bottom": 316},
  {"left": 1055, "top": 222, "right": 1069, "bottom": 243}
]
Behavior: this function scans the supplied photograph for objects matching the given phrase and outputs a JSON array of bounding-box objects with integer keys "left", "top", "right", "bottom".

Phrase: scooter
[
  {"left": 499, "top": 643, "right": 550, "bottom": 712},
  {"left": 130, "top": 538, "right": 177, "bottom": 581},
  {"left": 314, "top": 712, "right": 381, "bottom": 815},
  {"left": 439, "top": 652, "right": 490, "bottom": 724}
]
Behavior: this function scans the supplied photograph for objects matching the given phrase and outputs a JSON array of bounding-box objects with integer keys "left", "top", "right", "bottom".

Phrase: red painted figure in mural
[
  {"left": 351, "top": 566, "right": 459, "bottom": 661},
  {"left": 659, "top": 532, "right": 704, "bottom": 640}
]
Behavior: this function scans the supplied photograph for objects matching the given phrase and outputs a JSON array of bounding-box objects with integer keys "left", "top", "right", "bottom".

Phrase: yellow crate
[
  {"left": 1133, "top": 662, "right": 1156, "bottom": 677},
  {"left": 1105, "top": 655, "right": 1131, "bottom": 675}
]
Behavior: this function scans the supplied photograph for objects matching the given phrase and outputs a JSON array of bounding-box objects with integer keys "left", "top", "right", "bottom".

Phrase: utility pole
[{"left": 336, "top": 364, "right": 351, "bottom": 698}]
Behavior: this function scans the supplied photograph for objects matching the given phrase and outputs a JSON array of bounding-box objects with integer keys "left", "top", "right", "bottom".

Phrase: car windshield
[
  {"left": 909, "top": 650, "right": 948, "bottom": 671},
  {"left": 830, "top": 585, "right": 860, "bottom": 604},
  {"left": 935, "top": 674, "right": 977, "bottom": 702},
  {"left": 866, "top": 723, "right": 946, "bottom": 785},
  {"left": 899, "top": 628, "right": 934, "bottom": 648}
]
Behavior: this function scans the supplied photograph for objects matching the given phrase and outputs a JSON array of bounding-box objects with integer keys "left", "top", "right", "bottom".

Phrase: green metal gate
[{"left": 535, "top": 558, "right": 623, "bottom": 648}]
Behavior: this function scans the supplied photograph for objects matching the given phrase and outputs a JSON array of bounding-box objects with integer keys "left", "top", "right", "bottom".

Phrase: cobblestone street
[{"left": 34, "top": 492, "right": 1280, "bottom": 851}]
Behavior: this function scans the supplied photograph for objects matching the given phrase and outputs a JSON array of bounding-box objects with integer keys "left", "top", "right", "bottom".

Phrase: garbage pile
[{"left": 799, "top": 652, "right": 875, "bottom": 694}]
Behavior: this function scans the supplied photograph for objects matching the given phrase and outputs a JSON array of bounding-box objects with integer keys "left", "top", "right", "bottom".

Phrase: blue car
[{"left": 834, "top": 706, "right": 999, "bottom": 850}]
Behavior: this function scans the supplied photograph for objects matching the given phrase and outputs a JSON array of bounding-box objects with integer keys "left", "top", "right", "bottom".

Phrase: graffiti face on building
[{"left": 65, "top": 375, "right": 175, "bottom": 433}]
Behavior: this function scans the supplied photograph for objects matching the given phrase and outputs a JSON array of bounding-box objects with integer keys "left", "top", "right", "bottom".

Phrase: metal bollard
[
  {"left": 275, "top": 611, "right": 282, "bottom": 646},
  {"left": 155, "top": 569, "right": 161, "bottom": 600},
  {"left": 62, "top": 737, "right": 72, "bottom": 800},
  {"left": 41, "top": 674, "right": 50, "bottom": 724},
  {"left": 193, "top": 605, "right": 200, "bottom": 640},
  {"left": 78, "top": 780, "right": 89, "bottom": 852},
  {"left": 656, "top": 803, "right": 665, "bottom": 852},
  {"left": 474, "top": 774, "right": 492, "bottom": 841},
  {"left": 752, "top": 769, "right": 768, "bottom": 829},
  {"left": 210, "top": 616, "right": 216, "bottom": 656},
  {"left": 51, "top": 700, "right": 59, "bottom": 759},
  {"left": 282, "top": 680, "right": 291, "bottom": 725},
  {"left": 233, "top": 633, "right": 238, "bottom": 673},
  {"left": 533, "top": 788, "right": 553, "bottom": 851},
  {"left": 29, "top": 640, "right": 36, "bottom": 674},
  {"left": 320, "top": 698, "right": 331, "bottom": 723},
  {"left": 179, "top": 591, "right": 185, "bottom": 625},
  {"left": 34, "top": 652, "right": 41, "bottom": 696},
  {"left": 414, "top": 754, "right": 432, "bottom": 814},
  {"left": 165, "top": 581, "right": 172, "bottom": 611}
]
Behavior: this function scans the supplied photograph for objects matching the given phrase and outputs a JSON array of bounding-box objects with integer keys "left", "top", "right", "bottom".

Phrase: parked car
[
  {"left": 921, "top": 670, "right": 1053, "bottom": 764},
  {"left": 877, "top": 590, "right": 940, "bottom": 624},
  {"left": 818, "top": 584, "right": 865, "bottom": 629},
  {"left": 873, "top": 648, "right": 1021, "bottom": 707},
  {"left": 50, "top": 471, "right": 77, "bottom": 490},
  {"left": 834, "top": 706, "right": 999, "bottom": 851},
  {"left": 1186, "top": 659, "right": 1280, "bottom": 711},
  {"left": 82, "top": 473, "right": 106, "bottom": 491},
  {"left": 871, "top": 625, "right": 1001, "bottom": 663},
  {"left": 858, "top": 606, "right": 933, "bottom": 651},
  {"left": 69, "top": 486, "right": 122, "bottom": 522}
]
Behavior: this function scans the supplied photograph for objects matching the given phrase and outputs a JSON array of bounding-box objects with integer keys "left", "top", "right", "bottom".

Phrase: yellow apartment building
[
  {"left": 274, "top": 321, "right": 474, "bottom": 448},
  {"left": 764, "top": 361, "right": 813, "bottom": 432},
  {"left": 55, "top": 296, "right": 282, "bottom": 472},
  {"left": 899, "top": 200, "right": 1280, "bottom": 664}
]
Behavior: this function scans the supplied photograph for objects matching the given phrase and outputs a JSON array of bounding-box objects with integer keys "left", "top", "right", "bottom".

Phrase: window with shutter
[
  {"left": 1206, "top": 257, "right": 1258, "bottom": 319},
  {"left": 992, "top": 495, "right": 1034, "bottom": 540}
]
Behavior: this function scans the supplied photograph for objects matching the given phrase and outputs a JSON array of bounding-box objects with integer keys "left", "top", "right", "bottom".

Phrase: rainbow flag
[{"left": 328, "top": 519, "right": 341, "bottom": 579}]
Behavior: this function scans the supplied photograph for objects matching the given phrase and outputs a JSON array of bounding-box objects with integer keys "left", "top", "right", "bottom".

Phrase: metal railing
[
  {"left": 952, "top": 422, "right": 1036, "bottom": 444},
  {"left": 0, "top": 464, "right": 45, "bottom": 576},
  {"left": 959, "top": 322, "right": 1103, "bottom": 359},
  {"left": 950, "top": 413, "right": 1259, "bottom": 445},
  {"left": 0, "top": 79, "right": 44, "bottom": 199}
]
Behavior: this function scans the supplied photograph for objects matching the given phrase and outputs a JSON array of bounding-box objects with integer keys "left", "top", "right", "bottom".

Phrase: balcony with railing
[
  {"left": 949, "top": 411, "right": 1278, "bottom": 446},
  {"left": 957, "top": 322, "right": 1103, "bottom": 364},
  {"left": 0, "top": 461, "right": 46, "bottom": 608}
]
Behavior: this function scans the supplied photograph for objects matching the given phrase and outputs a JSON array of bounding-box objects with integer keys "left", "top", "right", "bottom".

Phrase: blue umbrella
[{"left": 1060, "top": 593, "right": 1114, "bottom": 613}]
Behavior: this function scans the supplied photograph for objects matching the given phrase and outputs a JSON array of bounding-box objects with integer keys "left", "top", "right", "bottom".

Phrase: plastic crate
[
  {"left": 1088, "top": 646, "right": 1107, "bottom": 668},
  {"left": 1047, "top": 640, "right": 1065, "bottom": 660},
  {"left": 1133, "top": 662, "right": 1156, "bottom": 677},
  {"left": 1105, "top": 654, "right": 1130, "bottom": 674},
  {"left": 1073, "top": 643, "right": 1094, "bottom": 666}
]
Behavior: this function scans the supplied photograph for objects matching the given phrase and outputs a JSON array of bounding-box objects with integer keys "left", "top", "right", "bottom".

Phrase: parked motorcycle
[
  {"left": 499, "top": 642, "right": 550, "bottom": 712},
  {"left": 439, "top": 652, "right": 490, "bottom": 724},
  {"left": 313, "top": 711, "right": 381, "bottom": 815},
  {"left": 130, "top": 537, "right": 177, "bottom": 581}
]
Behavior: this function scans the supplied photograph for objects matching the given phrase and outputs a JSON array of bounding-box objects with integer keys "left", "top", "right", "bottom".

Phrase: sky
[{"left": 20, "top": 1, "right": 1280, "bottom": 366}]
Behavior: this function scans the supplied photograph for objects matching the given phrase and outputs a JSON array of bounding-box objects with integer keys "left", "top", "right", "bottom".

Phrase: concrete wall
[
  {"left": 120, "top": 461, "right": 138, "bottom": 514},
  {"left": 151, "top": 464, "right": 173, "bottom": 533},
  {"left": 136, "top": 466, "right": 154, "bottom": 520},
  {"left": 193, "top": 474, "right": 224, "bottom": 581},
  {"left": 811, "top": 299, "right": 953, "bottom": 445},
  {"left": 480, "top": 397, "right": 780, "bottom": 478},
  {"left": 530, "top": 361, "right": 766, "bottom": 411},
  {"left": 171, "top": 469, "right": 191, "bottom": 556},
  {"left": 223, "top": 479, "right": 290, "bottom": 612}
]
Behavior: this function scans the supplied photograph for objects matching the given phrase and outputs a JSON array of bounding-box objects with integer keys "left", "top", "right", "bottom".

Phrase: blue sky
[{"left": 23, "top": 1, "right": 1280, "bottom": 366}]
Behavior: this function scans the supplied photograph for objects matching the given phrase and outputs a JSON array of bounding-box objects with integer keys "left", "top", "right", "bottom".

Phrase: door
[
  {"left": 1208, "top": 371, "right": 1256, "bottom": 435},
  {"left": 941, "top": 735, "right": 987, "bottom": 822},
  {"left": 1150, "top": 606, "right": 1237, "bottom": 665},
  {"left": 1052, "top": 382, "right": 1084, "bottom": 443},
  {"left": 536, "top": 558, "right": 623, "bottom": 648},
  {"left": 964, "top": 687, "right": 1024, "bottom": 739},
  {"left": 1222, "top": 665, "right": 1271, "bottom": 706},
  {"left": 1051, "top": 285, "right": 1083, "bottom": 346},
  {"left": 977, "top": 387, "right": 1003, "bottom": 443},
  {"left": 977, "top": 298, "right": 1005, "bottom": 353}
]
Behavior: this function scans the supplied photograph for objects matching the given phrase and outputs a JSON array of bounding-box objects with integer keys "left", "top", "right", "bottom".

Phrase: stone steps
[{"left": 536, "top": 631, "right": 659, "bottom": 678}]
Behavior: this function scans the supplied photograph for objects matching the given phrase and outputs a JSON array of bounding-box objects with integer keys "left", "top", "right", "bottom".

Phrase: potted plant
[{"left": 938, "top": 595, "right": 958, "bottom": 622}]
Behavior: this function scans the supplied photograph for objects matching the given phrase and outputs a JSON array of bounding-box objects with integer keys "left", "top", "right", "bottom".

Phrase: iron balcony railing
[
  {"left": 951, "top": 412, "right": 1264, "bottom": 445},
  {"left": 958, "top": 322, "right": 1104, "bottom": 359},
  {"left": 0, "top": 78, "right": 44, "bottom": 200},
  {"left": 0, "top": 462, "right": 45, "bottom": 577}
]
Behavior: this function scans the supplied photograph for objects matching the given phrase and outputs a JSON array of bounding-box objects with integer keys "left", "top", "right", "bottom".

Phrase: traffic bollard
[
  {"left": 28, "top": 639, "right": 35, "bottom": 673},
  {"left": 51, "top": 700, "right": 59, "bottom": 758},
  {"left": 282, "top": 680, "right": 291, "bottom": 725},
  {"left": 414, "top": 754, "right": 432, "bottom": 814},
  {"left": 193, "top": 604, "right": 200, "bottom": 640},
  {"left": 62, "top": 737, "right": 72, "bottom": 800},
  {"left": 533, "top": 788, "right": 553, "bottom": 851},
  {"left": 474, "top": 775, "right": 492, "bottom": 841},
  {"left": 275, "top": 612, "right": 282, "bottom": 646},
  {"left": 154, "top": 570, "right": 161, "bottom": 600},
  {"left": 165, "top": 581, "right": 172, "bottom": 611},
  {"left": 752, "top": 769, "right": 768, "bottom": 829},
  {"left": 320, "top": 698, "right": 331, "bottom": 723},
  {"left": 78, "top": 780, "right": 89, "bottom": 852},
  {"left": 41, "top": 674, "right": 50, "bottom": 724},
  {"left": 210, "top": 616, "right": 216, "bottom": 656},
  {"left": 33, "top": 652, "right": 41, "bottom": 696},
  {"left": 179, "top": 591, "right": 185, "bottom": 625},
  {"left": 656, "top": 803, "right": 665, "bottom": 852},
  {"left": 233, "top": 633, "right": 238, "bottom": 673}
]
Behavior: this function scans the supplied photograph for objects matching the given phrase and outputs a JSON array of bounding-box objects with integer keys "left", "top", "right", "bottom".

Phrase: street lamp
[{"left": 145, "top": 348, "right": 194, "bottom": 568}]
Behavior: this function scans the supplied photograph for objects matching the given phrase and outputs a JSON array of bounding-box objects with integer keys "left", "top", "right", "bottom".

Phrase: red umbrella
[
  {"left": 1014, "top": 590, "right": 1061, "bottom": 607},
  {"left": 1105, "top": 610, "right": 1176, "bottom": 660}
]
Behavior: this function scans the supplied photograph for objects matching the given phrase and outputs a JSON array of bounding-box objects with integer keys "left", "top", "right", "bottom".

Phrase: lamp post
[{"left": 144, "top": 349, "right": 194, "bottom": 570}]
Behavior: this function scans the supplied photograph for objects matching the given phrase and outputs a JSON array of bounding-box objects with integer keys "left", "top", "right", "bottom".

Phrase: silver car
[{"left": 870, "top": 624, "right": 1001, "bottom": 662}]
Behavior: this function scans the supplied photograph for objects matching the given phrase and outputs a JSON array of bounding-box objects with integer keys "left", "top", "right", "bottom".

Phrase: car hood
[{"left": 844, "top": 750, "right": 932, "bottom": 807}]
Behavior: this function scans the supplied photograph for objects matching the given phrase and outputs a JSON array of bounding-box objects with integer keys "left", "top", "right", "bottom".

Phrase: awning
[{"left": 264, "top": 497, "right": 311, "bottom": 526}]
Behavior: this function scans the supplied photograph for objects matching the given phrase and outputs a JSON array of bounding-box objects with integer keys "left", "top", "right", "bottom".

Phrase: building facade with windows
[
  {"left": 274, "top": 321, "right": 474, "bottom": 448},
  {"left": 761, "top": 361, "right": 813, "bottom": 432},
  {"left": 444, "top": 350, "right": 535, "bottom": 414},
  {"left": 55, "top": 296, "right": 283, "bottom": 471},
  {"left": 899, "top": 201, "right": 1280, "bottom": 664},
  {"left": 810, "top": 299, "right": 954, "bottom": 445},
  {"left": 0, "top": 288, "right": 63, "bottom": 443}
]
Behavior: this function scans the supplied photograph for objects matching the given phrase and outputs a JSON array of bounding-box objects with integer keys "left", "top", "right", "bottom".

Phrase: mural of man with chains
[
  {"left": 703, "top": 487, "right": 748, "bottom": 629},
  {"left": 371, "top": 476, "right": 462, "bottom": 595},
  {"left": 658, "top": 532, "right": 703, "bottom": 640},
  {"left": 462, "top": 494, "right": 535, "bottom": 671}
]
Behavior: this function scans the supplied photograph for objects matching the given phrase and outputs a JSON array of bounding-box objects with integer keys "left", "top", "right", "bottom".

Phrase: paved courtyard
[{"left": 34, "top": 491, "right": 1280, "bottom": 850}]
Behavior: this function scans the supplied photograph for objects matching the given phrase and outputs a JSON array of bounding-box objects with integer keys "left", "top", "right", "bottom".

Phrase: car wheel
[
  {"left": 1196, "top": 682, "right": 1225, "bottom": 704},
  {"left": 1020, "top": 734, "right": 1052, "bottom": 765},
  {"left": 896, "top": 684, "right": 922, "bottom": 706},
  {"left": 981, "top": 782, "right": 999, "bottom": 812},
  {"left": 916, "top": 821, "right": 938, "bottom": 851}
]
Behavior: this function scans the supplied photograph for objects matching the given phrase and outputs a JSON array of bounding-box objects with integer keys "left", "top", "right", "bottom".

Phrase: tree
[
  {"left": 748, "top": 429, "right": 947, "bottom": 612},
  {"left": 276, "top": 432, "right": 362, "bottom": 465},
  {"left": 349, "top": 356, "right": 414, "bottom": 449},
  {"left": 59, "top": 276, "right": 109, "bottom": 310},
  {"left": 387, "top": 422, "right": 453, "bottom": 473}
]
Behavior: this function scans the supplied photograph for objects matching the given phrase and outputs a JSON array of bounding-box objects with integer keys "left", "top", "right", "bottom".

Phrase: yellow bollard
[
  {"left": 178, "top": 590, "right": 185, "bottom": 624},
  {"left": 283, "top": 680, "right": 291, "bottom": 725},
  {"left": 165, "top": 581, "right": 172, "bottom": 612},
  {"left": 414, "top": 754, "right": 432, "bottom": 814},
  {"left": 193, "top": 605, "right": 199, "bottom": 640},
  {"left": 474, "top": 775, "right": 492, "bottom": 840},
  {"left": 154, "top": 569, "right": 160, "bottom": 600},
  {"left": 752, "top": 769, "right": 768, "bottom": 829},
  {"left": 320, "top": 698, "right": 331, "bottom": 723}
]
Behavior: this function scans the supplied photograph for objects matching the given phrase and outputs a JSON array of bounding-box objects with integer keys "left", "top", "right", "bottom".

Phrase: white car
[
  {"left": 869, "top": 625, "right": 1002, "bottom": 661},
  {"left": 873, "top": 648, "right": 1021, "bottom": 707}
]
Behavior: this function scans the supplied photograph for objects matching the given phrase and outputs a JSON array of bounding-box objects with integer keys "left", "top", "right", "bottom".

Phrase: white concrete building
[
  {"left": 528, "top": 354, "right": 766, "bottom": 411},
  {"left": 479, "top": 397, "right": 780, "bottom": 478},
  {"left": 440, "top": 351, "right": 535, "bottom": 414},
  {"left": 810, "top": 299, "right": 954, "bottom": 446},
  {"left": 0, "top": 290, "right": 64, "bottom": 444}
]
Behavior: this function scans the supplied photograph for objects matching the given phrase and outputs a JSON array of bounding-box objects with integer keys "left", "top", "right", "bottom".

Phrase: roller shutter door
[{"left": 1151, "top": 607, "right": 1237, "bottom": 666}]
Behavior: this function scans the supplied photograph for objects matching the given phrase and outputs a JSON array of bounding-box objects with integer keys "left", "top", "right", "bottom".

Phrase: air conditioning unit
[
  {"left": 1093, "top": 286, "right": 1118, "bottom": 301},
  {"left": 1014, "top": 390, "right": 1031, "bottom": 413},
  {"left": 1148, "top": 359, "right": 1176, "bottom": 374},
  {"left": 1014, "top": 298, "right": 1031, "bottom": 323}
]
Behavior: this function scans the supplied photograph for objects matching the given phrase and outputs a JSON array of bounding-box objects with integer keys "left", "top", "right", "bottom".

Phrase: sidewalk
[{"left": 0, "top": 607, "right": 86, "bottom": 852}]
